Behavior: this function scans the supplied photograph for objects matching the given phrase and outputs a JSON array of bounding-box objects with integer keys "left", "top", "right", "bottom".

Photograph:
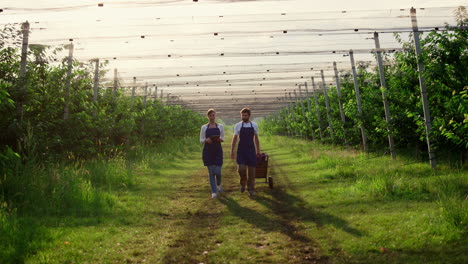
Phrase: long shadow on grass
[
  {"left": 257, "top": 187, "right": 365, "bottom": 238},
  {"left": 265, "top": 152, "right": 365, "bottom": 238},
  {"left": 218, "top": 196, "right": 312, "bottom": 243}
]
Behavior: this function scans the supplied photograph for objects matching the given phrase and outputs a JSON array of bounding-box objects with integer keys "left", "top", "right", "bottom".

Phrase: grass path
[
  {"left": 26, "top": 134, "right": 466, "bottom": 263},
  {"left": 28, "top": 135, "right": 329, "bottom": 263},
  {"left": 136, "top": 134, "right": 330, "bottom": 264}
]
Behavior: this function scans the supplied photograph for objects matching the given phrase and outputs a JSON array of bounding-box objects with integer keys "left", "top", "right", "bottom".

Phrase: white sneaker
[
  {"left": 217, "top": 185, "right": 223, "bottom": 193},
  {"left": 211, "top": 193, "right": 217, "bottom": 199}
]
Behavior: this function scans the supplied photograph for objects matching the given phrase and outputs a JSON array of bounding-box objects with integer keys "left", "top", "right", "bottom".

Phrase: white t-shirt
[
  {"left": 199, "top": 123, "right": 225, "bottom": 144},
  {"left": 234, "top": 121, "right": 259, "bottom": 136}
]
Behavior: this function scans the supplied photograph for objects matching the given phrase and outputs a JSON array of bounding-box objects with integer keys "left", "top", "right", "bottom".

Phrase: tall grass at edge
[
  {"left": 0, "top": 135, "right": 201, "bottom": 263},
  {"left": 266, "top": 135, "right": 468, "bottom": 236}
]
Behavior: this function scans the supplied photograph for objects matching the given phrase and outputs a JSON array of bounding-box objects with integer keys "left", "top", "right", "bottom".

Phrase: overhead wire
[{"left": 2, "top": 3, "right": 461, "bottom": 116}]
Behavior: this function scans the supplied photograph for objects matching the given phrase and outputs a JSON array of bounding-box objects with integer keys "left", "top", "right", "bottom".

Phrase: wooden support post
[
  {"left": 19, "top": 21, "right": 30, "bottom": 79},
  {"left": 303, "top": 82, "right": 316, "bottom": 140},
  {"left": 349, "top": 50, "right": 368, "bottom": 152},
  {"left": 410, "top": 7, "right": 436, "bottom": 169},
  {"left": 321, "top": 70, "right": 335, "bottom": 140},
  {"left": 18, "top": 21, "right": 30, "bottom": 120},
  {"left": 374, "top": 32, "right": 396, "bottom": 159},
  {"left": 311, "top": 77, "right": 324, "bottom": 141},
  {"left": 64, "top": 42, "right": 73, "bottom": 120},
  {"left": 333, "top": 62, "right": 349, "bottom": 147}
]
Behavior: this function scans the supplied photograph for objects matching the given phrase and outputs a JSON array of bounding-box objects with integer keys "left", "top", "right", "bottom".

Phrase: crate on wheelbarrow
[{"left": 255, "top": 153, "right": 273, "bottom": 189}]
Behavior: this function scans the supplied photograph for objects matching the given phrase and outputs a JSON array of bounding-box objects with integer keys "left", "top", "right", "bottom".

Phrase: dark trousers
[{"left": 238, "top": 164, "right": 255, "bottom": 191}]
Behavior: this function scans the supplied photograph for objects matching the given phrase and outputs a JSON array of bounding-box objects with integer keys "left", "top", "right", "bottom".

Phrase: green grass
[
  {"left": 0, "top": 136, "right": 203, "bottom": 263},
  {"left": 262, "top": 135, "right": 467, "bottom": 263},
  {"left": 1, "top": 133, "right": 466, "bottom": 263}
]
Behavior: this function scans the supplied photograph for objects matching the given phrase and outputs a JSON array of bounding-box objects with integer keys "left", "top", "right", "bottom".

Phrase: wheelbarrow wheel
[{"left": 268, "top": 176, "right": 274, "bottom": 189}]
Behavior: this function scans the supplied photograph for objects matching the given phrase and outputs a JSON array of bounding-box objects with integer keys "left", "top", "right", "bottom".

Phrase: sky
[{"left": 0, "top": 0, "right": 465, "bottom": 117}]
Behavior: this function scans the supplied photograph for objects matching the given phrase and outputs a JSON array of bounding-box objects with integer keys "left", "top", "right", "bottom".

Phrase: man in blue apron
[{"left": 231, "top": 108, "right": 261, "bottom": 196}]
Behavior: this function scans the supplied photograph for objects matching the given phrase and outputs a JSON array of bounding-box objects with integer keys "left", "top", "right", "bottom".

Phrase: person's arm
[
  {"left": 254, "top": 134, "right": 261, "bottom": 155},
  {"left": 200, "top": 125, "right": 212, "bottom": 144},
  {"left": 200, "top": 125, "right": 205, "bottom": 144},
  {"left": 254, "top": 122, "right": 260, "bottom": 155},
  {"left": 231, "top": 134, "right": 238, "bottom": 159},
  {"left": 231, "top": 123, "right": 239, "bottom": 159},
  {"left": 219, "top": 125, "right": 225, "bottom": 142}
]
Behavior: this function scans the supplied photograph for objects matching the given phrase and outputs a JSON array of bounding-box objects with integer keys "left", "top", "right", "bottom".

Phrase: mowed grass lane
[
  {"left": 261, "top": 135, "right": 467, "bottom": 264},
  {"left": 27, "top": 133, "right": 328, "bottom": 263},
  {"left": 27, "top": 133, "right": 465, "bottom": 263}
]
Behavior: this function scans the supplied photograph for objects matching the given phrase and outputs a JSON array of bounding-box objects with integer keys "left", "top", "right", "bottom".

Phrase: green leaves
[
  {"left": 264, "top": 20, "right": 467, "bottom": 158},
  {"left": 0, "top": 28, "right": 206, "bottom": 160}
]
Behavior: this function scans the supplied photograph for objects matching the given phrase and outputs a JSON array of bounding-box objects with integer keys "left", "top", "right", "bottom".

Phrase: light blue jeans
[{"left": 207, "top": 165, "right": 222, "bottom": 194}]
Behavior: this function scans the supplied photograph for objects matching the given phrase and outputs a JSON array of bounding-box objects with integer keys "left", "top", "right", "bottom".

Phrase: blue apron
[
  {"left": 202, "top": 124, "right": 223, "bottom": 166},
  {"left": 236, "top": 122, "right": 257, "bottom": 166}
]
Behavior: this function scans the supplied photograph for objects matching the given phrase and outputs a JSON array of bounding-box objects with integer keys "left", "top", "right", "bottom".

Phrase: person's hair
[
  {"left": 240, "top": 108, "right": 251, "bottom": 115},
  {"left": 206, "top": 108, "right": 216, "bottom": 116}
]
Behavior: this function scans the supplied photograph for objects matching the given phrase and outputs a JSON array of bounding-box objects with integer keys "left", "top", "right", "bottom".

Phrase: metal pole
[
  {"left": 311, "top": 77, "right": 324, "bottom": 141},
  {"left": 288, "top": 92, "right": 297, "bottom": 137},
  {"left": 349, "top": 50, "right": 368, "bottom": 152},
  {"left": 374, "top": 32, "right": 396, "bottom": 159},
  {"left": 93, "top": 59, "right": 99, "bottom": 102},
  {"left": 298, "top": 85, "right": 307, "bottom": 138},
  {"left": 303, "top": 82, "right": 316, "bottom": 140},
  {"left": 113, "top": 68, "right": 118, "bottom": 98},
  {"left": 154, "top": 84, "right": 158, "bottom": 101},
  {"left": 131, "top": 77, "right": 136, "bottom": 108},
  {"left": 285, "top": 93, "right": 292, "bottom": 137},
  {"left": 144, "top": 82, "right": 148, "bottom": 106},
  {"left": 333, "top": 62, "right": 349, "bottom": 147},
  {"left": 410, "top": 7, "right": 436, "bottom": 169},
  {"left": 64, "top": 42, "right": 73, "bottom": 120},
  {"left": 142, "top": 82, "right": 148, "bottom": 133},
  {"left": 160, "top": 89, "right": 163, "bottom": 100},
  {"left": 321, "top": 70, "right": 335, "bottom": 140},
  {"left": 293, "top": 89, "right": 304, "bottom": 138},
  {"left": 282, "top": 96, "right": 290, "bottom": 137},
  {"left": 147, "top": 86, "right": 152, "bottom": 104}
]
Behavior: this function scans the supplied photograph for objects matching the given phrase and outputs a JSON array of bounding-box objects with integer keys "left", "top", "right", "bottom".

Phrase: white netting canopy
[{"left": 1, "top": 0, "right": 464, "bottom": 118}]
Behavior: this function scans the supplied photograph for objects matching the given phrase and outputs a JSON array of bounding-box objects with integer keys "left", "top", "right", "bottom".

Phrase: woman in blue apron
[{"left": 200, "top": 109, "right": 224, "bottom": 199}]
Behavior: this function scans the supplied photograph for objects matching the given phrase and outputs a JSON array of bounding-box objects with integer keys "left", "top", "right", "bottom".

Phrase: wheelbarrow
[{"left": 255, "top": 153, "right": 273, "bottom": 189}]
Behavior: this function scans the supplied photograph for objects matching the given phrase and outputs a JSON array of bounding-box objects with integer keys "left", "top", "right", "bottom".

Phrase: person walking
[
  {"left": 200, "top": 109, "right": 225, "bottom": 199},
  {"left": 231, "top": 108, "right": 261, "bottom": 196}
]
